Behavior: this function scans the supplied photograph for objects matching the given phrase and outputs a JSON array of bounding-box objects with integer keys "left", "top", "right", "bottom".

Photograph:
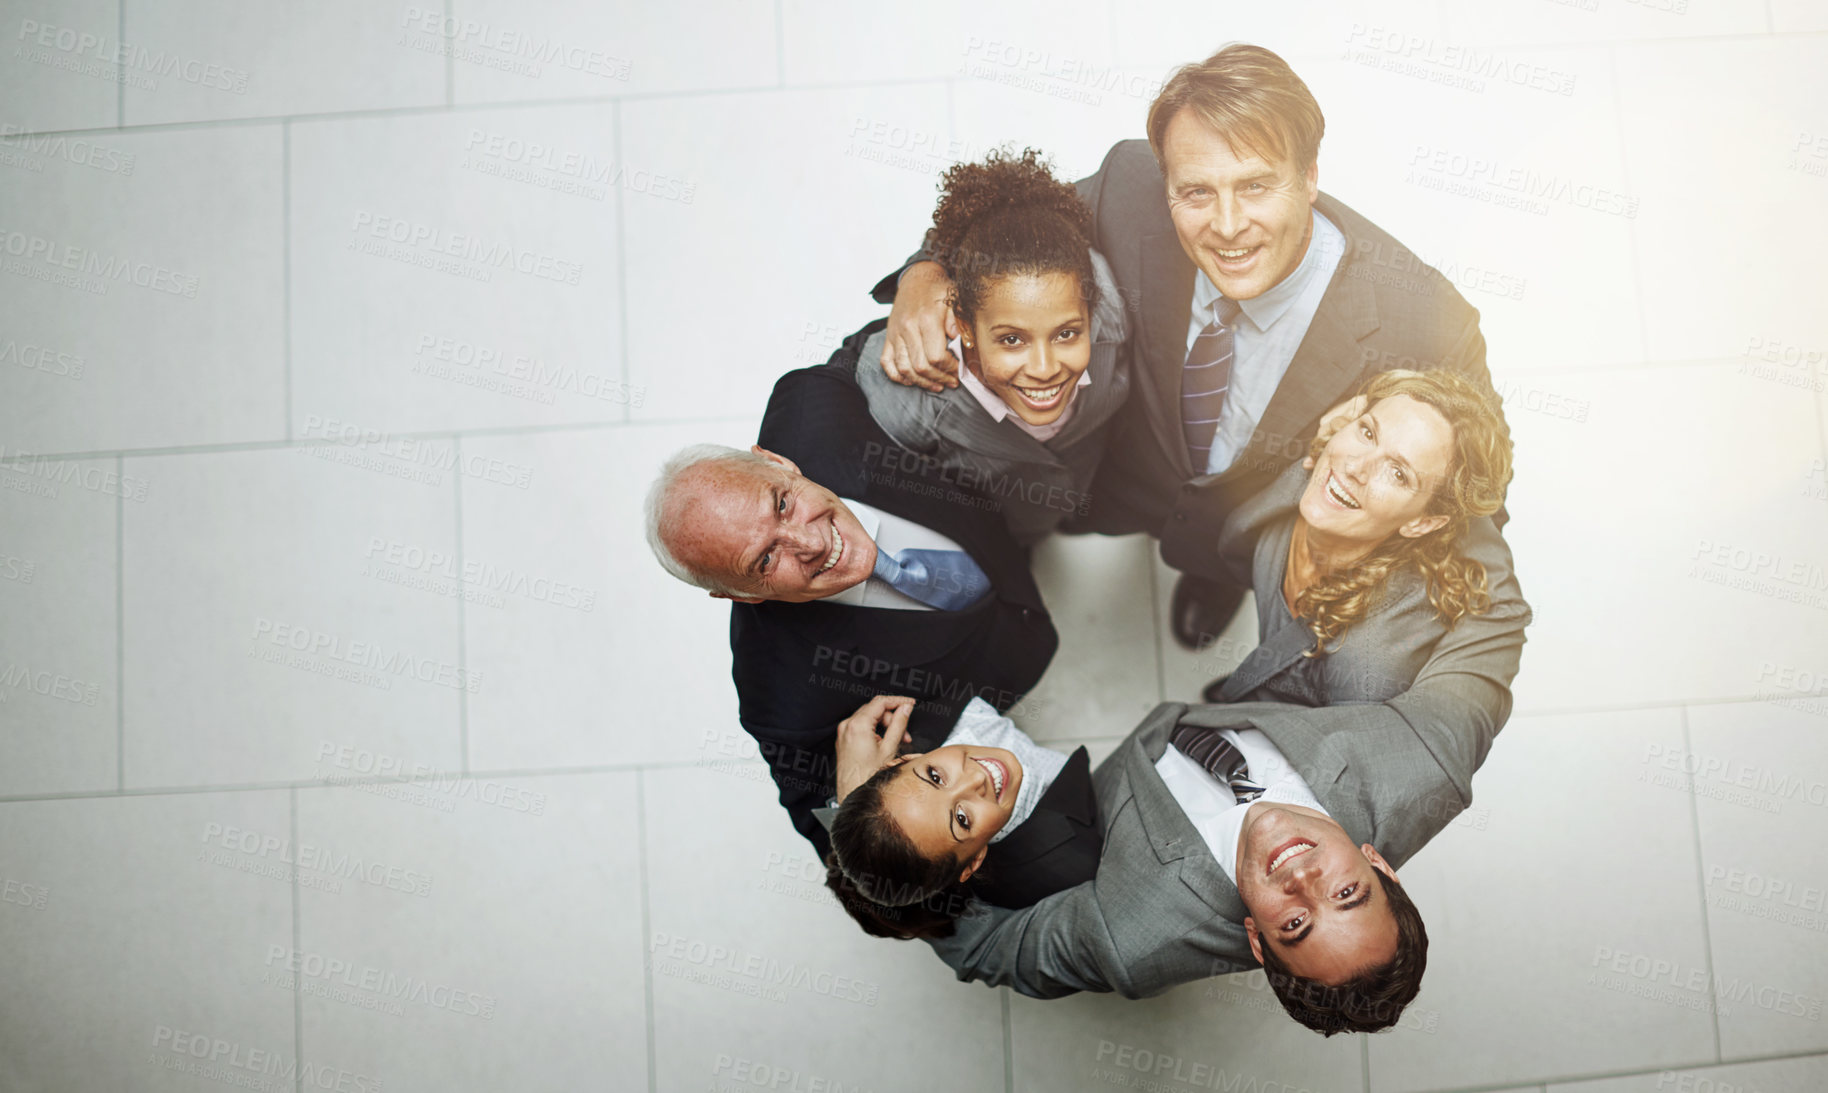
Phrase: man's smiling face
[
  {"left": 664, "top": 447, "right": 878, "bottom": 603},
  {"left": 1236, "top": 802, "right": 1401, "bottom": 985},
  {"left": 1162, "top": 107, "right": 1319, "bottom": 302}
]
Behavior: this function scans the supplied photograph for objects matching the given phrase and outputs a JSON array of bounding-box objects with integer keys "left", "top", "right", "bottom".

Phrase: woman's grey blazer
[
  {"left": 854, "top": 248, "right": 1130, "bottom": 544},
  {"left": 1211, "top": 459, "right": 1531, "bottom": 709}
]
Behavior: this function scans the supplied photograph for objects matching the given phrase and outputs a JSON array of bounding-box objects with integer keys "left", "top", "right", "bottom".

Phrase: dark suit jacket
[
  {"left": 969, "top": 745, "right": 1101, "bottom": 910},
  {"left": 874, "top": 140, "right": 1500, "bottom": 580},
  {"left": 734, "top": 322, "right": 1096, "bottom": 904}
]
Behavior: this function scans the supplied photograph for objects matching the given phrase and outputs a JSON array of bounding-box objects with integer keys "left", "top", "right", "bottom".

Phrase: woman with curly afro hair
[{"left": 853, "top": 146, "right": 1131, "bottom": 545}]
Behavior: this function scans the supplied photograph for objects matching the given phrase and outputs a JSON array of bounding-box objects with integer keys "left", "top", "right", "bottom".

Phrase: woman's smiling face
[
  {"left": 878, "top": 744, "right": 1026, "bottom": 881},
  {"left": 958, "top": 271, "right": 1092, "bottom": 427},
  {"left": 1298, "top": 394, "right": 1456, "bottom": 547}
]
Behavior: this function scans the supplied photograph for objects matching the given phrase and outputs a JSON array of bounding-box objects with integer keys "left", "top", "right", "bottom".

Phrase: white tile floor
[{"left": 1, "top": 4, "right": 1825, "bottom": 1091}]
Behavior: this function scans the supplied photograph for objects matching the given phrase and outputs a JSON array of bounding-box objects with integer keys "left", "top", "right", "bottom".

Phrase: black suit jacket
[
  {"left": 874, "top": 140, "right": 1502, "bottom": 580},
  {"left": 962, "top": 745, "right": 1100, "bottom": 910},
  {"left": 733, "top": 322, "right": 1095, "bottom": 906}
]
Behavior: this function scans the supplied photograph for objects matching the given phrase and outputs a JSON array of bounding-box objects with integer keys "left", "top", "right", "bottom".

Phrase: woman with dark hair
[
  {"left": 821, "top": 694, "right": 1093, "bottom": 941},
  {"left": 824, "top": 367, "right": 1524, "bottom": 942},
  {"left": 853, "top": 146, "right": 1130, "bottom": 544}
]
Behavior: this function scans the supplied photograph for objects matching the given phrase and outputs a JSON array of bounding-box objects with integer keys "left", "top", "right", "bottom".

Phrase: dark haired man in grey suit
[
  {"left": 926, "top": 508, "right": 1527, "bottom": 1033},
  {"left": 873, "top": 43, "right": 1502, "bottom": 668}
]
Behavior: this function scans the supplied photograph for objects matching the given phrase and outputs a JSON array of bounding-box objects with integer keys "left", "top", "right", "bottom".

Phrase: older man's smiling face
[{"left": 664, "top": 447, "right": 878, "bottom": 603}]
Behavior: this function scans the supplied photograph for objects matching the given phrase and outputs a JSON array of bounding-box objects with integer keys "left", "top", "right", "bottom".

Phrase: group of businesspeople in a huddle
[{"left": 643, "top": 44, "right": 1530, "bottom": 1036}]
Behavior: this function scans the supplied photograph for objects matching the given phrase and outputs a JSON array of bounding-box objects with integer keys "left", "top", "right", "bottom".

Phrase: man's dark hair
[
  {"left": 1257, "top": 868, "right": 1428, "bottom": 1035},
  {"left": 823, "top": 763, "right": 975, "bottom": 940}
]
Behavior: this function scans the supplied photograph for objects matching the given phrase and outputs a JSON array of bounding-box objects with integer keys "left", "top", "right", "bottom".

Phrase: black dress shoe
[{"left": 1169, "top": 574, "right": 1246, "bottom": 651}]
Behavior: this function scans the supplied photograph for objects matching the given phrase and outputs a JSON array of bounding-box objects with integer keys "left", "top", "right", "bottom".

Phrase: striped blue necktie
[{"left": 1180, "top": 297, "right": 1243, "bottom": 473}]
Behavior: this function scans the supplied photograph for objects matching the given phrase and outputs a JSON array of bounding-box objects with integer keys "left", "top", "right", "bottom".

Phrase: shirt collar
[
  {"left": 1193, "top": 209, "right": 1341, "bottom": 331},
  {"left": 950, "top": 335, "right": 1091, "bottom": 424}
]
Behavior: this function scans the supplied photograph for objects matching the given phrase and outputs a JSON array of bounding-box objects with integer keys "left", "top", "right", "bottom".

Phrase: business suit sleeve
[
  {"left": 924, "top": 881, "right": 1132, "bottom": 1000},
  {"left": 867, "top": 153, "right": 1114, "bottom": 304},
  {"left": 1374, "top": 517, "right": 1530, "bottom": 799},
  {"left": 1199, "top": 519, "right": 1528, "bottom": 818},
  {"left": 1437, "top": 308, "right": 1495, "bottom": 400}
]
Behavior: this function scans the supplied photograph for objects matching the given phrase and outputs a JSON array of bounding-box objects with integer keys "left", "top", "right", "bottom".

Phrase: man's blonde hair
[{"left": 1146, "top": 43, "right": 1326, "bottom": 171}]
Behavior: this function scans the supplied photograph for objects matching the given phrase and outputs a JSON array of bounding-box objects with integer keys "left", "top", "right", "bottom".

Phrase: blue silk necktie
[{"left": 871, "top": 546, "right": 991, "bottom": 611}]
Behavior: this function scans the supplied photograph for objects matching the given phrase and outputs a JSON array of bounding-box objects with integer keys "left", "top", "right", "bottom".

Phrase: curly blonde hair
[{"left": 1295, "top": 370, "right": 1512, "bottom": 653}]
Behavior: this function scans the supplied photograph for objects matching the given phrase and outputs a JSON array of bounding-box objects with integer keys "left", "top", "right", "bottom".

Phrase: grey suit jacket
[
  {"left": 855, "top": 248, "right": 1131, "bottom": 544},
  {"left": 1212, "top": 460, "right": 1530, "bottom": 708},
  {"left": 926, "top": 569, "right": 1528, "bottom": 999},
  {"left": 872, "top": 141, "right": 1500, "bottom": 579}
]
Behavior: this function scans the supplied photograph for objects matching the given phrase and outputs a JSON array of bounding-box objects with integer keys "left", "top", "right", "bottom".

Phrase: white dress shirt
[
  {"left": 1154, "top": 726, "right": 1329, "bottom": 885},
  {"left": 1188, "top": 210, "right": 1347, "bottom": 475},
  {"left": 941, "top": 697, "right": 1068, "bottom": 843}
]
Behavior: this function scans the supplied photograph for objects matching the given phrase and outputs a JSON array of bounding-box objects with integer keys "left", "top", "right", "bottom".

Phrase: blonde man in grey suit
[{"left": 873, "top": 43, "right": 1506, "bottom": 670}]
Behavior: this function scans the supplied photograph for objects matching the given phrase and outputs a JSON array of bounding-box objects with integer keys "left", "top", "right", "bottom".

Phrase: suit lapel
[
  {"left": 1233, "top": 209, "right": 1379, "bottom": 481},
  {"left": 1124, "top": 705, "right": 1248, "bottom": 921},
  {"left": 985, "top": 746, "right": 1097, "bottom": 866},
  {"left": 1219, "top": 617, "right": 1313, "bottom": 701},
  {"left": 932, "top": 396, "right": 1053, "bottom": 471},
  {"left": 1140, "top": 232, "right": 1197, "bottom": 479}
]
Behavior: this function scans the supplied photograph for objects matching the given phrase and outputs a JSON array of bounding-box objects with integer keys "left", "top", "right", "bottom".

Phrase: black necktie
[{"left": 1170, "top": 724, "right": 1266, "bottom": 804}]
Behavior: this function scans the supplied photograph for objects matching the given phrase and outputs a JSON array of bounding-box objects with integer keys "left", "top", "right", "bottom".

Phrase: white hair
[{"left": 644, "top": 443, "right": 774, "bottom": 598}]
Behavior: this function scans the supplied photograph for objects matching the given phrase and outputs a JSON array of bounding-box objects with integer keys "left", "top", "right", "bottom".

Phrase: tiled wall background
[{"left": 2, "top": 2, "right": 1826, "bottom": 1091}]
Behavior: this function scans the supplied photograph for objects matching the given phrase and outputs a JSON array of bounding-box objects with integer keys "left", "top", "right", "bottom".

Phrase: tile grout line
[
  {"left": 0, "top": 345, "right": 1778, "bottom": 465},
  {"left": 1, "top": 75, "right": 966, "bottom": 140},
  {"left": 771, "top": 0, "right": 786, "bottom": 87},
  {"left": 1424, "top": 1047, "right": 1828, "bottom": 1093},
  {"left": 1001, "top": 988, "right": 1013, "bottom": 1093},
  {"left": 115, "top": 454, "right": 124, "bottom": 791},
  {"left": 613, "top": 100, "right": 630, "bottom": 426},
  {"left": 0, "top": 685, "right": 1797, "bottom": 806},
  {"left": 636, "top": 769, "right": 657, "bottom": 1093},
  {"left": 1147, "top": 553, "right": 1167, "bottom": 704},
  {"left": 10, "top": 31, "right": 1828, "bottom": 141},
  {"left": 454, "top": 436, "right": 469, "bottom": 774},
  {"left": 2, "top": 411, "right": 762, "bottom": 465},
  {"left": 1680, "top": 705, "right": 1724, "bottom": 1062},
  {"left": 289, "top": 786, "right": 304, "bottom": 1093},
  {"left": 282, "top": 119, "right": 292, "bottom": 441}
]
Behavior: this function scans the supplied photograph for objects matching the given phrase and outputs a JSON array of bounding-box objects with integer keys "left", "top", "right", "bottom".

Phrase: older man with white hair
[{"left": 645, "top": 323, "right": 1063, "bottom": 864}]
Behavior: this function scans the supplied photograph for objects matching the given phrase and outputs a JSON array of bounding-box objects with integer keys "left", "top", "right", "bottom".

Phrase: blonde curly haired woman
[{"left": 1203, "top": 368, "right": 1525, "bottom": 707}]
